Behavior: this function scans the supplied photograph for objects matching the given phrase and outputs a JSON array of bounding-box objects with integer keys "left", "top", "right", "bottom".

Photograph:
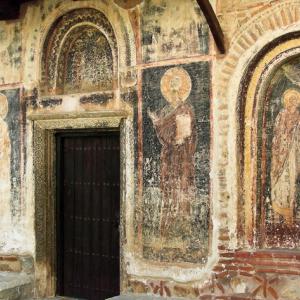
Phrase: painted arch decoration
[
  {"left": 240, "top": 35, "right": 300, "bottom": 248},
  {"left": 262, "top": 61, "right": 300, "bottom": 247},
  {"left": 41, "top": 8, "right": 118, "bottom": 95}
]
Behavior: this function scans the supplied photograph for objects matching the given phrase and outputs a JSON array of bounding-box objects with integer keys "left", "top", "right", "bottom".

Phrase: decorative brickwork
[{"left": 215, "top": 1, "right": 300, "bottom": 253}]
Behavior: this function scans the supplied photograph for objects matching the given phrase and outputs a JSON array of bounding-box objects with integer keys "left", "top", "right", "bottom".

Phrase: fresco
[
  {"left": 259, "top": 59, "right": 300, "bottom": 247},
  {"left": 137, "top": 62, "right": 211, "bottom": 263},
  {"left": 41, "top": 8, "right": 118, "bottom": 95},
  {"left": 0, "top": 23, "right": 21, "bottom": 84},
  {"left": 57, "top": 26, "right": 113, "bottom": 94},
  {"left": 3, "top": 89, "right": 22, "bottom": 220},
  {"left": 147, "top": 67, "right": 196, "bottom": 238},
  {"left": 141, "top": 0, "right": 209, "bottom": 63}
]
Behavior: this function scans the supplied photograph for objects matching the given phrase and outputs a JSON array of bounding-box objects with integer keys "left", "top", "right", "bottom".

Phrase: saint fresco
[
  {"left": 270, "top": 89, "right": 300, "bottom": 225},
  {"left": 137, "top": 62, "right": 211, "bottom": 263},
  {"left": 259, "top": 59, "right": 300, "bottom": 247},
  {"left": 148, "top": 67, "right": 197, "bottom": 239}
]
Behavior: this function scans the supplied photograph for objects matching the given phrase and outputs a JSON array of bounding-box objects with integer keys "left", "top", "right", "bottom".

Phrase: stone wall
[{"left": 0, "top": 0, "right": 300, "bottom": 299}]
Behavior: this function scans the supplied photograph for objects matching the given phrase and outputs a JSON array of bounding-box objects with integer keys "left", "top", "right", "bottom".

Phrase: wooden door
[{"left": 56, "top": 131, "right": 120, "bottom": 300}]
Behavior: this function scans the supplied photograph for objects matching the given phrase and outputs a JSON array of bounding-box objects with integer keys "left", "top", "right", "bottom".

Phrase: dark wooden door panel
[{"left": 56, "top": 132, "right": 120, "bottom": 300}]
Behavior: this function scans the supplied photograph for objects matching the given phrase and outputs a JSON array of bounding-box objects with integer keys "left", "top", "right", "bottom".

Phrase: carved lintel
[{"left": 27, "top": 110, "right": 128, "bottom": 121}]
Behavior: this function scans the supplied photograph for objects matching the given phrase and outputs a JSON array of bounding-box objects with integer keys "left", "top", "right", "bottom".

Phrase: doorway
[{"left": 56, "top": 131, "right": 120, "bottom": 300}]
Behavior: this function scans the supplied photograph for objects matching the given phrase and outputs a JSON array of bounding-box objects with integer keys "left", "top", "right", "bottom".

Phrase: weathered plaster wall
[
  {"left": 0, "top": 0, "right": 300, "bottom": 299},
  {"left": 0, "top": 22, "right": 21, "bottom": 85},
  {"left": 0, "top": 88, "right": 33, "bottom": 255},
  {"left": 141, "top": 0, "right": 208, "bottom": 62}
]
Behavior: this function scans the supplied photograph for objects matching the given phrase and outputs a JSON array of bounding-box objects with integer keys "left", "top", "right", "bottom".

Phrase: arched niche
[
  {"left": 41, "top": 8, "right": 118, "bottom": 96},
  {"left": 238, "top": 33, "right": 300, "bottom": 249}
]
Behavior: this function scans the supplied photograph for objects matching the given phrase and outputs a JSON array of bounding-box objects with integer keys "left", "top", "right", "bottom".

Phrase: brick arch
[
  {"left": 214, "top": 1, "right": 300, "bottom": 251},
  {"left": 219, "top": 1, "right": 300, "bottom": 98},
  {"left": 238, "top": 37, "right": 300, "bottom": 246},
  {"left": 39, "top": 1, "right": 136, "bottom": 69}
]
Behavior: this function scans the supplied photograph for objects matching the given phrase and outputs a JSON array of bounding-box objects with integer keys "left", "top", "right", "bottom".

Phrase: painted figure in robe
[
  {"left": 148, "top": 67, "right": 197, "bottom": 238},
  {"left": 271, "top": 89, "right": 300, "bottom": 225}
]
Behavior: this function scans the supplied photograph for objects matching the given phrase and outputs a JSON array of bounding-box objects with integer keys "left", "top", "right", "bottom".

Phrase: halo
[
  {"left": 160, "top": 67, "right": 192, "bottom": 104},
  {"left": 0, "top": 94, "right": 8, "bottom": 118},
  {"left": 282, "top": 88, "right": 300, "bottom": 108}
]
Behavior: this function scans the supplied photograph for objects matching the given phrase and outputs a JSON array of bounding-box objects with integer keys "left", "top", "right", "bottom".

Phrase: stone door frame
[{"left": 29, "top": 111, "right": 129, "bottom": 297}]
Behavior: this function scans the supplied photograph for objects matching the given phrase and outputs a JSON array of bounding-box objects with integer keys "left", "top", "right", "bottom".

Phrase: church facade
[{"left": 0, "top": 1, "right": 300, "bottom": 299}]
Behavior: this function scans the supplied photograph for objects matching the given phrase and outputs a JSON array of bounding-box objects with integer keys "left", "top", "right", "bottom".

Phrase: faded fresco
[
  {"left": 0, "top": 90, "right": 22, "bottom": 253},
  {"left": 41, "top": 8, "right": 118, "bottom": 96},
  {"left": 139, "top": 62, "right": 210, "bottom": 263},
  {"left": 3, "top": 89, "right": 22, "bottom": 219},
  {"left": 57, "top": 26, "right": 113, "bottom": 94},
  {"left": 141, "top": 0, "right": 209, "bottom": 63},
  {"left": 260, "top": 59, "right": 300, "bottom": 247},
  {"left": 0, "top": 23, "right": 21, "bottom": 84}
]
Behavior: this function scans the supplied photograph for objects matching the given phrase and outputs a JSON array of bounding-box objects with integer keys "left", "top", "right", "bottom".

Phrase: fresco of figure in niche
[
  {"left": 271, "top": 89, "right": 300, "bottom": 225},
  {"left": 0, "top": 94, "right": 11, "bottom": 235},
  {"left": 260, "top": 59, "right": 300, "bottom": 247},
  {"left": 141, "top": 0, "right": 209, "bottom": 63},
  {"left": 148, "top": 67, "right": 196, "bottom": 238},
  {"left": 56, "top": 26, "right": 113, "bottom": 94},
  {"left": 139, "top": 62, "right": 210, "bottom": 263}
]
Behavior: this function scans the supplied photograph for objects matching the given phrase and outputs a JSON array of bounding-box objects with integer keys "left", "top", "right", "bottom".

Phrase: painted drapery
[
  {"left": 137, "top": 62, "right": 211, "bottom": 263},
  {"left": 260, "top": 59, "right": 300, "bottom": 247}
]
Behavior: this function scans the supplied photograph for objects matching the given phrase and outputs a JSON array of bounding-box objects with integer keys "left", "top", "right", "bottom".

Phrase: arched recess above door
[
  {"left": 41, "top": 8, "right": 118, "bottom": 96},
  {"left": 238, "top": 32, "right": 300, "bottom": 249}
]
